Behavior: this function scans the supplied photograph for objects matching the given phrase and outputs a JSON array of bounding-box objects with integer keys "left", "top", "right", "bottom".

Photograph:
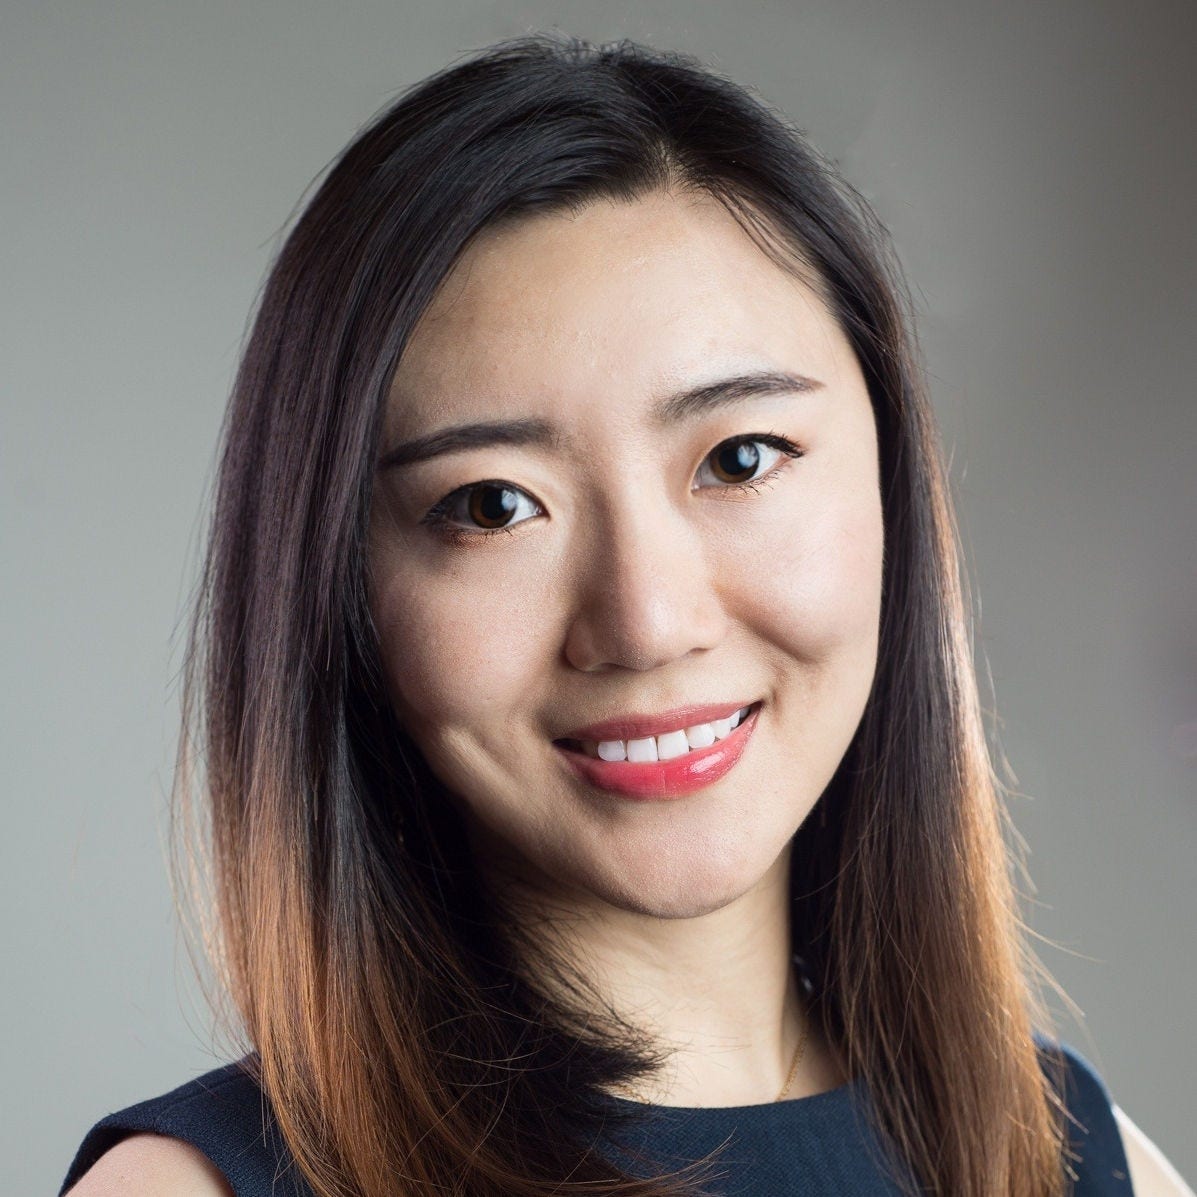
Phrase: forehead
[{"left": 387, "top": 190, "right": 851, "bottom": 431}]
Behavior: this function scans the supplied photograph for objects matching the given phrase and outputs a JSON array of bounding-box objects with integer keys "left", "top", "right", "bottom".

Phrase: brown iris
[
  {"left": 466, "top": 484, "right": 521, "bottom": 529},
  {"left": 709, "top": 439, "right": 764, "bottom": 485}
]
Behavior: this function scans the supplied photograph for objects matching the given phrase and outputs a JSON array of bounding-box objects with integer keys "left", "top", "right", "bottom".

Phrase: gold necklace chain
[{"left": 609, "top": 1015, "right": 810, "bottom": 1105}]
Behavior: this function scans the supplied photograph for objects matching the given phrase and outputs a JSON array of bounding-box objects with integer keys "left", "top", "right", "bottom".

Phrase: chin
[
  {"left": 584, "top": 849, "right": 771, "bottom": 921},
  {"left": 615, "top": 889, "right": 745, "bottom": 921}
]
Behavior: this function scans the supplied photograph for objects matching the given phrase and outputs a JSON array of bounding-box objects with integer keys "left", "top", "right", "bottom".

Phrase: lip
[
  {"left": 553, "top": 702, "right": 761, "bottom": 800},
  {"left": 556, "top": 700, "right": 757, "bottom": 744}
]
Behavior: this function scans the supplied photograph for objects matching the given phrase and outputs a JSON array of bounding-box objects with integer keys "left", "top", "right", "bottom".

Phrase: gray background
[{"left": 4, "top": 1, "right": 1194, "bottom": 1191}]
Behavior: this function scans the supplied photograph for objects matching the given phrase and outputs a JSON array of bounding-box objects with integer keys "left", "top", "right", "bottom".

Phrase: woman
[{"left": 60, "top": 32, "right": 1191, "bottom": 1197}]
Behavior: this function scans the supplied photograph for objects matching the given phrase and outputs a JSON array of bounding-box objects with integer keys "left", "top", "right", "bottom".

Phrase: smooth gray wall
[{"left": 4, "top": 1, "right": 1194, "bottom": 1191}]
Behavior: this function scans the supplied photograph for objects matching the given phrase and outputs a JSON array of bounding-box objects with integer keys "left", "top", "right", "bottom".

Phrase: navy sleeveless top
[{"left": 59, "top": 1037, "right": 1133, "bottom": 1196}]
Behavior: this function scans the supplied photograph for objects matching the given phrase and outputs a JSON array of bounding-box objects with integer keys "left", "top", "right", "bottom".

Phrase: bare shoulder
[
  {"left": 1113, "top": 1105, "right": 1196, "bottom": 1197},
  {"left": 63, "top": 1132, "right": 235, "bottom": 1197}
]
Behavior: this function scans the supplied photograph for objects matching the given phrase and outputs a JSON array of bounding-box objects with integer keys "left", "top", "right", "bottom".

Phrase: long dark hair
[{"left": 176, "top": 31, "right": 1069, "bottom": 1197}]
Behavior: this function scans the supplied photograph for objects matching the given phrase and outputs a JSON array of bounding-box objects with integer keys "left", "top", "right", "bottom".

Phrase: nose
[{"left": 562, "top": 496, "right": 730, "bottom": 673}]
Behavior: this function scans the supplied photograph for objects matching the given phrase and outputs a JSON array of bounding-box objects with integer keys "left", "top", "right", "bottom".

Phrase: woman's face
[{"left": 368, "top": 190, "right": 883, "bottom": 920}]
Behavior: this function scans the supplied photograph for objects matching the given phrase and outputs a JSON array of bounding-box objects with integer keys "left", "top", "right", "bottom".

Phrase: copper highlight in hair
[{"left": 172, "top": 31, "right": 1073, "bottom": 1197}]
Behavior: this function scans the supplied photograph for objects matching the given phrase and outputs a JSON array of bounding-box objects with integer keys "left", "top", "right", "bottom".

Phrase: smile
[
  {"left": 563, "top": 704, "right": 754, "bottom": 761},
  {"left": 553, "top": 702, "right": 762, "bottom": 800}
]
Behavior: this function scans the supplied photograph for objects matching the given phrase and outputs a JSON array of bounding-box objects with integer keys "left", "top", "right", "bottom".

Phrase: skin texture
[
  {"left": 368, "top": 189, "right": 882, "bottom": 1104},
  {"left": 64, "top": 1132, "right": 233, "bottom": 1196}
]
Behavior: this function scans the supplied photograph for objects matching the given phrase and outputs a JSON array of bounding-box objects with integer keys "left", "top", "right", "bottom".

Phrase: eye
[
  {"left": 421, "top": 479, "right": 542, "bottom": 540},
  {"left": 693, "top": 433, "right": 803, "bottom": 491}
]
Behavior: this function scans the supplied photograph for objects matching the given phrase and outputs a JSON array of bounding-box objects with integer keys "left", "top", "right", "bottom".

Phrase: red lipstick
[
  {"left": 558, "top": 701, "right": 755, "bottom": 743},
  {"left": 553, "top": 702, "right": 761, "bottom": 800}
]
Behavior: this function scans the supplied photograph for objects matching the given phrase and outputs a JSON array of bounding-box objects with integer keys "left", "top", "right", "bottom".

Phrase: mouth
[
  {"left": 553, "top": 701, "right": 760, "bottom": 761},
  {"left": 552, "top": 701, "right": 763, "bottom": 800}
]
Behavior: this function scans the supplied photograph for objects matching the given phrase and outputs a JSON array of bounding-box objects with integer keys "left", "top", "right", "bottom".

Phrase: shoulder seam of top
[{"left": 96, "top": 1064, "right": 262, "bottom": 1125}]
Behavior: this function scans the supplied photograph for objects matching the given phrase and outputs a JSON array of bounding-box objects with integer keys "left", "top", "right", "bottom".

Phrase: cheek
[
  {"left": 370, "top": 554, "right": 545, "bottom": 741},
  {"left": 733, "top": 464, "right": 884, "bottom": 668}
]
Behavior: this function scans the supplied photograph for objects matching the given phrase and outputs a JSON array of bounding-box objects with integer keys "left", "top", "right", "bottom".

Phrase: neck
[{"left": 485, "top": 839, "right": 844, "bottom": 1107}]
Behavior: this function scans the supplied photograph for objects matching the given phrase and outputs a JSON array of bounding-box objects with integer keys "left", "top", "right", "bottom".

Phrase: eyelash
[{"left": 420, "top": 432, "right": 805, "bottom": 545}]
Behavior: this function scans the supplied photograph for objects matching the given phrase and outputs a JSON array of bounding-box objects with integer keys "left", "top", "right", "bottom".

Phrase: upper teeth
[{"left": 582, "top": 706, "right": 752, "bottom": 761}]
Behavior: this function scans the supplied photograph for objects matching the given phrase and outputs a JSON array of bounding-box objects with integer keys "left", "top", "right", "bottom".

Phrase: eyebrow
[{"left": 376, "top": 369, "right": 822, "bottom": 471}]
